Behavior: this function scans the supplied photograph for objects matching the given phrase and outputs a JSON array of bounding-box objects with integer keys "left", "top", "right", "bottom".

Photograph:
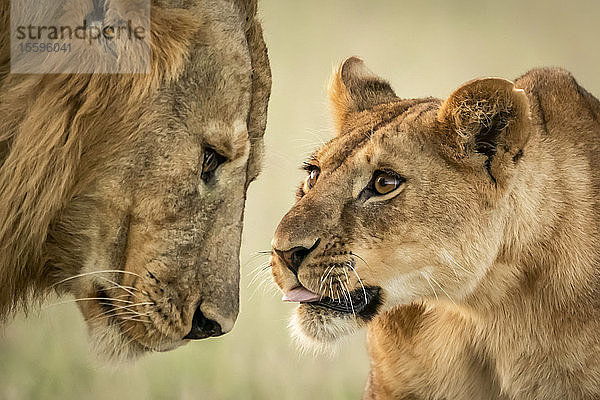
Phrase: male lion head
[
  {"left": 0, "top": 0, "right": 270, "bottom": 360},
  {"left": 271, "top": 57, "right": 532, "bottom": 348}
]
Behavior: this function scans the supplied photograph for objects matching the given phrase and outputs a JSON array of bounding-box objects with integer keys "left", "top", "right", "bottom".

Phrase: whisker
[
  {"left": 448, "top": 263, "right": 460, "bottom": 280},
  {"left": 429, "top": 275, "right": 456, "bottom": 305},
  {"left": 248, "top": 261, "right": 271, "bottom": 287},
  {"left": 111, "top": 293, "right": 137, "bottom": 300},
  {"left": 248, "top": 274, "right": 277, "bottom": 301},
  {"left": 318, "top": 265, "right": 332, "bottom": 299},
  {"left": 87, "top": 310, "right": 151, "bottom": 324},
  {"left": 335, "top": 279, "right": 344, "bottom": 304},
  {"left": 94, "top": 276, "right": 139, "bottom": 297},
  {"left": 119, "top": 316, "right": 151, "bottom": 324},
  {"left": 121, "top": 327, "right": 142, "bottom": 351},
  {"left": 244, "top": 251, "right": 272, "bottom": 268},
  {"left": 256, "top": 275, "right": 274, "bottom": 293},
  {"left": 336, "top": 276, "right": 349, "bottom": 302},
  {"left": 329, "top": 276, "right": 334, "bottom": 300},
  {"left": 346, "top": 262, "right": 368, "bottom": 305},
  {"left": 90, "top": 307, "right": 150, "bottom": 321},
  {"left": 318, "top": 265, "right": 331, "bottom": 294},
  {"left": 102, "top": 284, "right": 143, "bottom": 294},
  {"left": 351, "top": 253, "right": 371, "bottom": 269},
  {"left": 346, "top": 281, "right": 356, "bottom": 317},
  {"left": 421, "top": 271, "right": 439, "bottom": 301},
  {"left": 321, "top": 264, "right": 335, "bottom": 284},
  {"left": 249, "top": 259, "right": 271, "bottom": 274},
  {"left": 339, "top": 275, "right": 355, "bottom": 316},
  {"left": 43, "top": 297, "right": 136, "bottom": 309},
  {"left": 50, "top": 270, "right": 143, "bottom": 289},
  {"left": 341, "top": 265, "right": 353, "bottom": 294},
  {"left": 101, "top": 287, "right": 147, "bottom": 301},
  {"left": 443, "top": 251, "right": 474, "bottom": 276},
  {"left": 105, "top": 302, "right": 153, "bottom": 311}
]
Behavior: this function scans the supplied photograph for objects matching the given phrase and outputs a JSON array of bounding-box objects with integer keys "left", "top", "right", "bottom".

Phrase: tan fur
[
  {"left": 329, "top": 56, "right": 398, "bottom": 134},
  {"left": 271, "top": 58, "right": 600, "bottom": 399},
  {"left": 328, "top": 62, "right": 354, "bottom": 133},
  {"left": 0, "top": 0, "right": 271, "bottom": 360}
]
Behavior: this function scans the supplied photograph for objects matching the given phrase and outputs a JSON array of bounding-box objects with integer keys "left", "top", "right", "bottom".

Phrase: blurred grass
[{"left": 2, "top": 0, "right": 600, "bottom": 398}]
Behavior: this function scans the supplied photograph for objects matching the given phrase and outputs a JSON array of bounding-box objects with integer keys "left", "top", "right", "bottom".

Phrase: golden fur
[
  {"left": 0, "top": 0, "right": 271, "bottom": 360},
  {"left": 271, "top": 57, "right": 600, "bottom": 399}
]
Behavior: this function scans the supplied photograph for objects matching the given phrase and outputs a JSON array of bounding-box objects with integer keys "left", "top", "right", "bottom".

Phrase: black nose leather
[
  {"left": 275, "top": 238, "right": 320, "bottom": 276},
  {"left": 184, "top": 304, "right": 223, "bottom": 340}
]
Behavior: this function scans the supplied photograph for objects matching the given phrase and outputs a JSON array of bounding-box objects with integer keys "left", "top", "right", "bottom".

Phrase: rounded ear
[
  {"left": 329, "top": 57, "right": 398, "bottom": 134},
  {"left": 438, "top": 77, "right": 531, "bottom": 184}
]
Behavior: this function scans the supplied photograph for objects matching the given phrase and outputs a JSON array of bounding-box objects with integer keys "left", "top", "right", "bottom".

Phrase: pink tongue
[{"left": 282, "top": 287, "right": 320, "bottom": 303}]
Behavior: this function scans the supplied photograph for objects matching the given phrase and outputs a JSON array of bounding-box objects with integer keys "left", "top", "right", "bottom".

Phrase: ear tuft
[{"left": 328, "top": 57, "right": 397, "bottom": 133}]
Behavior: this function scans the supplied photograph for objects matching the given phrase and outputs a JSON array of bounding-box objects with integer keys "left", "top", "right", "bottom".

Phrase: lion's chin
[
  {"left": 288, "top": 304, "right": 363, "bottom": 356},
  {"left": 86, "top": 320, "right": 188, "bottom": 363},
  {"left": 285, "top": 286, "right": 384, "bottom": 355},
  {"left": 87, "top": 324, "right": 148, "bottom": 363}
]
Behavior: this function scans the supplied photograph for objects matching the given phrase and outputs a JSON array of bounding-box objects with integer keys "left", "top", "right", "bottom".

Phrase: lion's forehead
[{"left": 315, "top": 99, "right": 441, "bottom": 171}]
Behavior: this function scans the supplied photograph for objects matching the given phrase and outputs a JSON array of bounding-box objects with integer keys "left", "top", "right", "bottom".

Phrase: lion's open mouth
[{"left": 285, "top": 286, "right": 382, "bottom": 319}]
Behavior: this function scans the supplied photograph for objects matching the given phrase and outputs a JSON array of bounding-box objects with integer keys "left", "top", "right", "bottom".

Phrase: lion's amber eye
[
  {"left": 372, "top": 170, "right": 404, "bottom": 195},
  {"left": 202, "top": 147, "right": 227, "bottom": 182},
  {"left": 306, "top": 168, "right": 320, "bottom": 190}
]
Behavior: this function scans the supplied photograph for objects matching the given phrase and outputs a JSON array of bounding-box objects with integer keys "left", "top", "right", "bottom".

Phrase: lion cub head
[{"left": 270, "top": 57, "right": 531, "bottom": 347}]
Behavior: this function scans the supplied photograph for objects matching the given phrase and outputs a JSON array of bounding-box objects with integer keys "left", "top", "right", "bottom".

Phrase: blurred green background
[{"left": 2, "top": 0, "right": 600, "bottom": 398}]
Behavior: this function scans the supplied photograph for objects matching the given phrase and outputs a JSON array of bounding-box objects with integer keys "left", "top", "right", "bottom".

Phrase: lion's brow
[{"left": 315, "top": 99, "right": 437, "bottom": 173}]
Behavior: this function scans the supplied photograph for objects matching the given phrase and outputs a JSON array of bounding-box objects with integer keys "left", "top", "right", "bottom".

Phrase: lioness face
[
  {"left": 30, "top": 3, "right": 271, "bottom": 360},
  {"left": 271, "top": 58, "right": 530, "bottom": 346}
]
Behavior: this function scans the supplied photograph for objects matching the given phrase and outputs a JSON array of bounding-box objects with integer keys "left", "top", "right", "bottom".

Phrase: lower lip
[{"left": 302, "top": 286, "right": 382, "bottom": 317}]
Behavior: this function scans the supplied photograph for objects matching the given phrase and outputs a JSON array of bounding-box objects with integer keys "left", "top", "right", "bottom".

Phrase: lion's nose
[
  {"left": 184, "top": 304, "right": 224, "bottom": 340},
  {"left": 274, "top": 238, "right": 321, "bottom": 276}
]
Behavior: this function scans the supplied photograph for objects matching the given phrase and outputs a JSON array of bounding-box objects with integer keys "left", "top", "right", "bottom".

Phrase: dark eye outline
[
  {"left": 306, "top": 168, "right": 320, "bottom": 190},
  {"left": 201, "top": 147, "right": 227, "bottom": 182},
  {"left": 360, "top": 169, "right": 406, "bottom": 200},
  {"left": 296, "top": 162, "right": 321, "bottom": 198},
  {"left": 302, "top": 163, "right": 320, "bottom": 192}
]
